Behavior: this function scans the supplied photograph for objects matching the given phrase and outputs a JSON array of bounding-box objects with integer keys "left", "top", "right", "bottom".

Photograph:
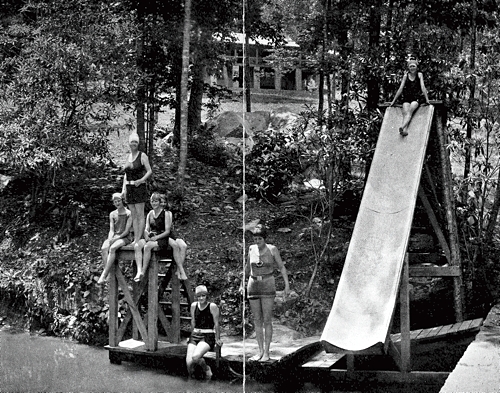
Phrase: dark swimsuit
[
  {"left": 188, "top": 302, "right": 216, "bottom": 350},
  {"left": 124, "top": 152, "right": 147, "bottom": 204},
  {"left": 148, "top": 209, "right": 176, "bottom": 255},
  {"left": 401, "top": 73, "right": 425, "bottom": 105}
]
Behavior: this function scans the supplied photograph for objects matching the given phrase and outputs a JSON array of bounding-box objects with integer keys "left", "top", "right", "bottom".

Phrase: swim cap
[
  {"left": 129, "top": 133, "right": 139, "bottom": 143},
  {"left": 195, "top": 285, "right": 208, "bottom": 295}
]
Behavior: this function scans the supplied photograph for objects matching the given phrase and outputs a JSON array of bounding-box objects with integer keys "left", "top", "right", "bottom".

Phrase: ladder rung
[
  {"left": 164, "top": 315, "right": 191, "bottom": 321},
  {"left": 159, "top": 301, "right": 190, "bottom": 307},
  {"left": 159, "top": 259, "right": 172, "bottom": 263}
]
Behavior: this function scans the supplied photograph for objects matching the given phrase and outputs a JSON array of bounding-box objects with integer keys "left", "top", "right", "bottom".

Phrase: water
[
  {"left": 0, "top": 326, "right": 448, "bottom": 393},
  {"left": 0, "top": 326, "right": 271, "bottom": 393}
]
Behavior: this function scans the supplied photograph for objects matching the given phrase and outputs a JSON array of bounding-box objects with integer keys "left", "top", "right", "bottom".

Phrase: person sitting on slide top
[
  {"left": 98, "top": 193, "right": 133, "bottom": 284},
  {"left": 186, "top": 285, "right": 222, "bottom": 380},
  {"left": 390, "top": 57, "right": 431, "bottom": 136},
  {"left": 134, "top": 192, "right": 188, "bottom": 282}
]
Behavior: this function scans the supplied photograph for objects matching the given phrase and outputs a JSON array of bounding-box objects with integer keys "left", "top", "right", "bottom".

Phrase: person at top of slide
[{"left": 390, "top": 57, "right": 431, "bottom": 136}]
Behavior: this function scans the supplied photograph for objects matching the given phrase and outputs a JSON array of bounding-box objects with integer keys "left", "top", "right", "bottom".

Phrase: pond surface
[{"left": 0, "top": 325, "right": 447, "bottom": 393}]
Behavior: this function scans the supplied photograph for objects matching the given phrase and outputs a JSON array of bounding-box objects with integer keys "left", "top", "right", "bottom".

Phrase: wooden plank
[
  {"left": 418, "top": 187, "right": 451, "bottom": 263},
  {"left": 147, "top": 255, "right": 159, "bottom": 351},
  {"left": 115, "top": 268, "right": 149, "bottom": 342},
  {"left": 436, "top": 324, "right": 453, "bottom": 337},
  {"left": 447, "top": 322, "right": 462, "bottom": 334},
  {"left": 409, "top": 265, "right": 460, "bottom": 277},
  {"left": 171, "top": 270, "right": 181, "bottom": 343},
  {"left": 410, "top": 329, "right": 423, "bottom": 340},
  {"left": 391, "top": 333, "right": 401, "bottom": 343},
  {"left": 415, "top": 327, "right": 434, "bottom": 340},
  {"left": 108, "top": 262, "right": 119, "bottom": 347},
  {"left": 425, "top": 326, "right": 442, "bottom": 339},
  {"left": 400, "top": 254, "right": 411, "bottom": 372},
  {"left": 457, "top": 319, "right": 473, "bottom": 332},
  {"left": 158, "top": 302, "right": 172, "bottom": 341},
  {"left": 468, "top": 318, "right": 484, "bottom": 330},
  {"left": 302, "top": 352, "right": 344, "bottom": 369}
]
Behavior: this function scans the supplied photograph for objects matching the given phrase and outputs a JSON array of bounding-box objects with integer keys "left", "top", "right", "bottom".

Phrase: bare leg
[
  {"left": 141, "top": 241, "right": 157, "bottom": 278},
  {"left": 260, "top": 297, "right": 275, "bottom": 362},
  {"left": 133, "top": 240, "right": 145, "bottom": 281},
  {"left": 400, "top": 101, "right": 419, "bottom": 135},
  {"left": 169, "top": 238, "right": 187, "bottom": 280},
  {"left": 186, "top": 343, "right": 197, "bottom": 378},
  {"left": 101, "top": 240, "right": 110, "bottom": 266},
  {"left": 249, "top": 298, "right": 264, "bottom": 361},
  {"left": 98, "top": 239, "right": 126, "bottom": 284},
  {"left": 129, "top": 203, "right": 145, "bottom": 243},
  {"left": 191, "top": 341, "right": 212, "bottom": 380}
]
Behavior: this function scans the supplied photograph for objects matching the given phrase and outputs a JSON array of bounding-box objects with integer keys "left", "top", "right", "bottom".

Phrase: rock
[
  {"left": 269, "top": 107, "right": 300, "bottom": 130},
  {"left": 213, "top": 111, "right": 271, "bottom": 138}
]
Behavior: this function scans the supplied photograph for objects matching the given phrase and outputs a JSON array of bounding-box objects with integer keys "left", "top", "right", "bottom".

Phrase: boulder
[
  {"left": 269, "top": 107, "right": 300, "bottom": 131},
  {"left": 213, "top": 111, "right": 271, "bottom": 138}
]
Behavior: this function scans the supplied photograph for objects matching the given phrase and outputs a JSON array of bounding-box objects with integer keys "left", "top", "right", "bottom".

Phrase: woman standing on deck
[
  {"left": 121, "top": 133, "right": 152, "bottom": 281},
  {"left": 241, "top": 225, "right": 290, "bottom": 362}
]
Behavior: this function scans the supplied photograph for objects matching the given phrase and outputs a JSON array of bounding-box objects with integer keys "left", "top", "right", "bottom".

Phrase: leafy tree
[{"left": 0, "top": 0, "right": 137, "bottom": 224}]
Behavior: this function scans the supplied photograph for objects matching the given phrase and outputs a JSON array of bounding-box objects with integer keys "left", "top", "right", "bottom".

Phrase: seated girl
[
  {"left": 134, "top": 192, "right": 188, "bottom": 281},
  {"left": 98, "top": 193, "right": 133, "bottom": 284}
]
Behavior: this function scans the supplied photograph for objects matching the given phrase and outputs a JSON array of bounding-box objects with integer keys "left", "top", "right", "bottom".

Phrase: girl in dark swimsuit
[
  {"left": 390, "top": 58, "right": 431, "bottom": 136},
  {"left": 135, "top": 192, "right": 188, "bottom": 281}
]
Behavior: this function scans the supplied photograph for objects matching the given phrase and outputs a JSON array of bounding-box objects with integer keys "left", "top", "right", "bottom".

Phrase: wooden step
[
  {"left": 302, "top": 351, "right": 344, "bottom": 369},
  {"left": 159, "top": 301, "right": 190, "bottom": 307},
  {"left": 163, "top": 315, "right": 191, "bottom": 321}
]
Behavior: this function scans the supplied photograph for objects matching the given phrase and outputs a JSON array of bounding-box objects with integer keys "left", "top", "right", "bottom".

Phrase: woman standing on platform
[
  {"left": 390, "top": 57, "right": 431, "bottom": 136},
  {"left": 121, "top": 133, "right": 152, "bottom": 281},
  {"left": 241, "top": 224, "right": 290, "bottom": 362},
  {"left": 186, "top": 285, "right": 222, "bottom": 380}
]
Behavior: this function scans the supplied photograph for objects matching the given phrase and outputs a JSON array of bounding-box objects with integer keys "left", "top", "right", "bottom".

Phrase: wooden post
[
  {"left": 418, "top": 186, "right": 451, "bottom": 263},
  {"left": 171, "top": 268, "right": 181, "bottom": 343},
  {"left": 400, "top": 253, "right": 411, "bottom": 373},
  {"left": 132, "top": 279, "right": 139, "bottom": 341},
  {"left": 435, "top": 107, "right": 464, "bottom": 321},
  {"left": 108, "top": 261, "right": 118, "bottom": 347},
  {"left": 147, "top": 252, "right": 159, "bottom": 351}
]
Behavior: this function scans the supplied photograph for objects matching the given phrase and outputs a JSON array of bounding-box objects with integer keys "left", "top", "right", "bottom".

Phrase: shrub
[{"left": 245, "top": 127, "right": 304, "bottom": 201}]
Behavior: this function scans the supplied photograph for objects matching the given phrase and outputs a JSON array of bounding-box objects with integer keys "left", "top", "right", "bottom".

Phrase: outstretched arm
[
  {"left": 419, "top": 72, "right": 431, "bottom": 104},
  {"left": 390, "top": 74, "right": 407, "bottom": 106}
]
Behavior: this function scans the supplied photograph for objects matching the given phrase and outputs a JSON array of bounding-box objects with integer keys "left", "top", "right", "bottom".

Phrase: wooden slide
[{"left": 321, "top": 105, "right": 434, "bottom": 352}]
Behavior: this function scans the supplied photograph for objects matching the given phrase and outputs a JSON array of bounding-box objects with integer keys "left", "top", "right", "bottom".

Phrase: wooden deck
[{"left": 105, "top": 318, "right": 483, "bottom": 382}]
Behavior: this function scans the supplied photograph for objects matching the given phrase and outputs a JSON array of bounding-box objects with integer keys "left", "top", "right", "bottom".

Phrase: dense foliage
[{"left": 1, "top": 0, "right": 500, "bottom": 344}]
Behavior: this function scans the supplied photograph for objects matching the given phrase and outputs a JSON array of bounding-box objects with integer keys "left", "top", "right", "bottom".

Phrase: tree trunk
[
  {"left": 188, "top": 62, "right": 205, "bottom": 134},
  {"left": 177, "top": 0, "right": 192, "bottom": 196},
  {"left": 366, "top": 1, "right": 381, "bottom": 110},
  {"left": 136, "top": 9, "right": 146, "bottom": 151},
  {"left": 464, "top": 0, "right": 477, "bottom": 184},
  {"left": 436, "top": 109, "right": 464, "bottom": 321}
]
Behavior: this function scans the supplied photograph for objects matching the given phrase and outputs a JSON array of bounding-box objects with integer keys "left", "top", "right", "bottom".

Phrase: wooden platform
[
  {"left": 301, "top": 318, "right": 483, "bottom": 371},
  {"left": 105, "top": 318, "right": 483, "bottom": 382}
]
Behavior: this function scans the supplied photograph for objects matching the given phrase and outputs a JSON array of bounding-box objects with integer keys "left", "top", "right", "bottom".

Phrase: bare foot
[
  {"left": 97, "top": 275, "right": 106, "bottom": 285},
  {"left": 259, "top": 354, "right": 270, "bottom": 362},
  {"left": 249, "top": 353, "right": 262, "bottom": 361},
  {"left": 177, "top": 268, "right": 188, "bottom": 280},
  {"left": 205, "top": 365, "right": 212, "bottom": 381},
  {"left": 133, "top": 273, "right": 143, "bottom": 282}
]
